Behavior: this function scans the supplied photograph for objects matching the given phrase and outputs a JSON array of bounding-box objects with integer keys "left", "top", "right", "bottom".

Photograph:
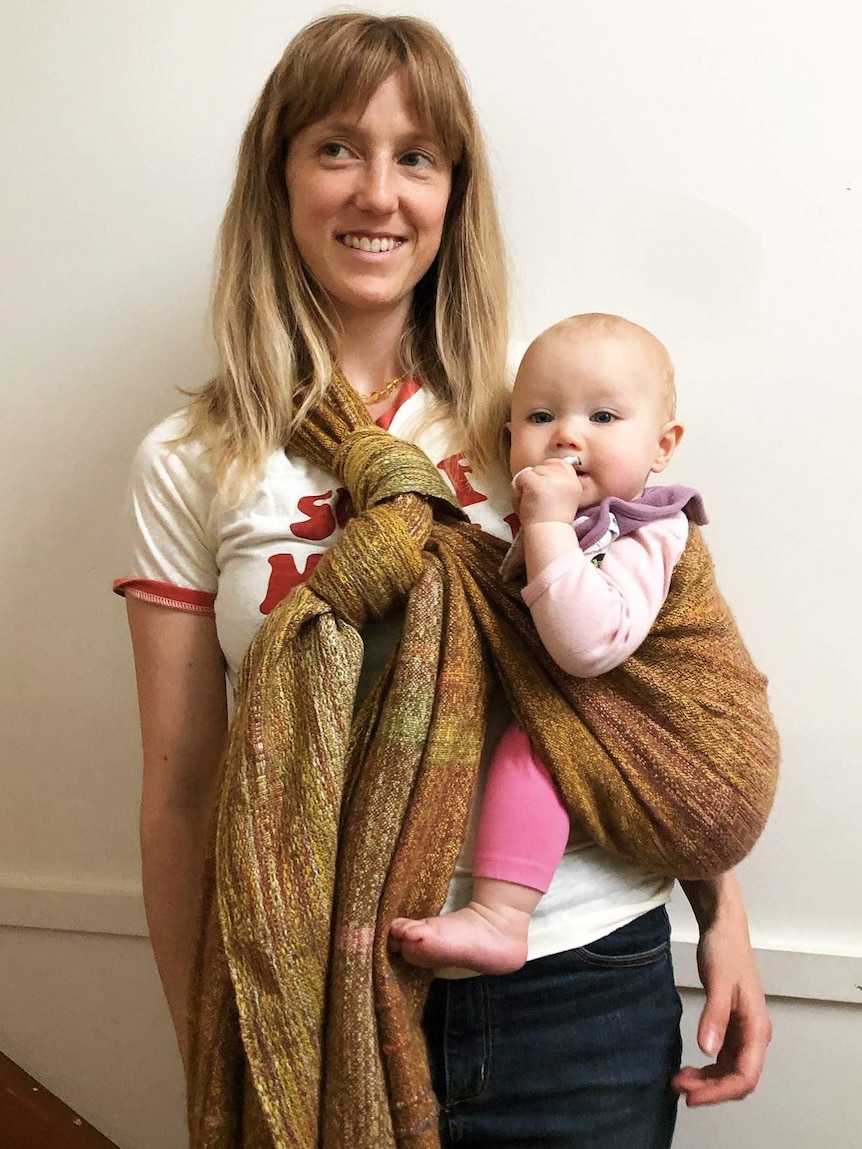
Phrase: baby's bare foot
[{"left": 389, "top": 902, "right": 530, "bottom": 975}]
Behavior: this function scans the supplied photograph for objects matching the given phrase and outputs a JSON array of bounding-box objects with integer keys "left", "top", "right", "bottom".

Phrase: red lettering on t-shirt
[
  {"left": 260, "top": 552, "right": 322, "bottom": 615},
  {"left": 290, "top": 490, "right": 339, "bottom": 541},
  {"left": 503, "top": 512, "right": 520, "bottom": 539},
  {"left": 437, "top": 454, "right": 488, "bottom": 508}
]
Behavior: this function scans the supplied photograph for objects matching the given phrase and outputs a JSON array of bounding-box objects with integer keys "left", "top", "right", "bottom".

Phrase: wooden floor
[{"left": 0, "top": 1053, "right": 121, "bottom": 1149}]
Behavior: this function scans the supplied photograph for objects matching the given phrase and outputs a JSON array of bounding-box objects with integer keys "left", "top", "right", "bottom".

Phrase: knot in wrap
[
  {"left": 333, "top": 424, "right": 463, "bottom": 514},
  {"left": 306, "top": 425, "right": 465, "bottom": 629}
]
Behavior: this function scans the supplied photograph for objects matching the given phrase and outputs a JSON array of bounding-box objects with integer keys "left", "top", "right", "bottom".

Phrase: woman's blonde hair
[{"left": 184, "top": 12, "right": 510, "bottom": 503}]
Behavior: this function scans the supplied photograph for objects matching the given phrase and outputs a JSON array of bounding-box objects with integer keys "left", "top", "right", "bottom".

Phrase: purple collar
[
  {"left": 575, "top": 485, "right": 708, "bottom": 551},
  {"left": 500, "top": 484, "right": 707, "bottom": 583}
]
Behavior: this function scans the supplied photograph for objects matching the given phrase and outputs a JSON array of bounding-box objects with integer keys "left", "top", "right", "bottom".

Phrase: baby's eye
[
  {"left": 528, "top": 411, "right": 554, "bottom": 424},
  {"left": 591, "top": 410, "right": 616, "bottom": 424}
]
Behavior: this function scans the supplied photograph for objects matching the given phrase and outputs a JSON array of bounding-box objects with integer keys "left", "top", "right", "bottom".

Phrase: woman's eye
[
  {"left": 528, "top": 411, "right": 554, "bottom": 424},
  {"left": 591, "top": 411, "right": 615, "bottom": 424},
  {"left": 400, "top": 150, "right": 434, "bottom": 169},
  {"left": 320, "top": 142, "right": 350, "bottom": 159}
]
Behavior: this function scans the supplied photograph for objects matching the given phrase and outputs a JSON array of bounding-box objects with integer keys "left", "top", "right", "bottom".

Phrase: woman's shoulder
[
  {"left": 131, "top": 408, "right": 215, "bottom": 491},
  {"left": 135, "top": 408, "right": 204, "bottom": 466},
  {"left": 123, "top": 408, "right": 224, "bottom": 543}
]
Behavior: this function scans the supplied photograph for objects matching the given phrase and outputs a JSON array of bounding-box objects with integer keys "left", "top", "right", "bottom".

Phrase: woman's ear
[{"left": 650, "top": 421, "right": 684, "bottom": 475}]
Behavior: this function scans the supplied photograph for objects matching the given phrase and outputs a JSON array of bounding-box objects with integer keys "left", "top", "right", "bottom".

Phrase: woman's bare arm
[
  {"left": 126, "top": 596, "right": 228, "bottom": 1069},
  {"left": 674, "top": 873, "right": 772, "bottom": 1105}
]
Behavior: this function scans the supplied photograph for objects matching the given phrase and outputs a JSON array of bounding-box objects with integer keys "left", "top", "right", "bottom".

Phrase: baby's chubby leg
[
  {"left": 389, "top": 878, "right": 541, "bottom": 975},
  {"left": 389, "top": 725, "right": 570, "bottom": 975}
]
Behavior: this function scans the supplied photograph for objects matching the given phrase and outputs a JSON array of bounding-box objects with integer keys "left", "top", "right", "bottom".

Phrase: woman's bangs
[
  {"left": 290, "top": 46, "right": 392, "bottom": 137},
  {"left": 281, "top": 26, "right": 468, "bottom": 165},
  {"left": 402, "top": 55, "right": 468, "bottom": 166}
]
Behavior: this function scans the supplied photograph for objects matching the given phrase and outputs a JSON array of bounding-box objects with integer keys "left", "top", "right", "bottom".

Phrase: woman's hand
[{"left": 673, "top": 873, "right": 772, "bottom": 1106}]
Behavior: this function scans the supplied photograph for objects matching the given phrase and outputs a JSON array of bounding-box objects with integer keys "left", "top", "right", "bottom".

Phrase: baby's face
[{"left": 509, "top": 327, "right": 678, "bottom": 509}]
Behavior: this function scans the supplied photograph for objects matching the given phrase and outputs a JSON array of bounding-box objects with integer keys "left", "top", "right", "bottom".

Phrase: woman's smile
[
  {"left": 286, "top": 71, "right": 452, "bottom": 323},
  {"left": 338, "top": 232, "right": 405, "bottom": 252}
]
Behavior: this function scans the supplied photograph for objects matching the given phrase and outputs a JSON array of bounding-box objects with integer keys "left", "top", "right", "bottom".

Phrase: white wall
[{"left": 1, "top": 0, "right": 859, "bottom": 1145}]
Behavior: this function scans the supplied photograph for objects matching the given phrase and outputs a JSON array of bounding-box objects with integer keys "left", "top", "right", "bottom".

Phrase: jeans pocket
[{"left": 575, "top": 906, "right": 671, "bottom": 968}]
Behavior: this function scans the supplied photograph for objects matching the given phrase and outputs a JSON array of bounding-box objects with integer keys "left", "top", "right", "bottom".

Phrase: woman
[{"left": 116, "top": 13, "right": 774, "bottom": 1148}]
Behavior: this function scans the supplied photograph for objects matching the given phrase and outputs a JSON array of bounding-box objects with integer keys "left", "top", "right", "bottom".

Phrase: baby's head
[{"left": 508, "top": 313, "right": 684, "bottom": 508}]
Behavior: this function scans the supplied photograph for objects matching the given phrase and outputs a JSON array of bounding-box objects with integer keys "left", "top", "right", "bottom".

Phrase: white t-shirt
[{"left": 116, "top": 380, "right": 672, "bottom": 961}]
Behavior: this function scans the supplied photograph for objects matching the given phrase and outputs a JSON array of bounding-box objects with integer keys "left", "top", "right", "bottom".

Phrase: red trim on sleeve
[
  {"left": 376, "top": 378, "right": 421, "bottom": 431},
  {"left": 112, "top": 578, "right": 216, "bottom": 616}
]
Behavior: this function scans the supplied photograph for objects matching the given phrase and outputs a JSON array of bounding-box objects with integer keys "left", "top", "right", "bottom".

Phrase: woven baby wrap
[{"left": 186, "top": 372, "right": 779, "bottom": 1149}]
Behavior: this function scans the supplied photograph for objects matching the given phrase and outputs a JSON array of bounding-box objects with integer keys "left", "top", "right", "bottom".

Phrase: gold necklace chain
[{"left": 360, "top": 372, "right": 408, "bottom": 405}]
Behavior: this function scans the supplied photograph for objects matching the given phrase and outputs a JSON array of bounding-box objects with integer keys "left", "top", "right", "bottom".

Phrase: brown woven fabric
[{"left": 187, "top": 372, "right": 779, "bottom": 1148}]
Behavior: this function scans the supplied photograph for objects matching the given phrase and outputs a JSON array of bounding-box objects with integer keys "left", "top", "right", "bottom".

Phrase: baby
[{"left": 389, "top": 312, "right": 705, "bottom": 974}]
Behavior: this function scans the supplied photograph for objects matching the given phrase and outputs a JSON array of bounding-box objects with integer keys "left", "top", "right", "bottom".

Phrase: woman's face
[{"left": 286, "top": 71, "right": 453, "bottom": 327}]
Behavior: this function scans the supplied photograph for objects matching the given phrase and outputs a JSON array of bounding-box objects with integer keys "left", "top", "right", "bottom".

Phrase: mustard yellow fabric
[{"left": 187, "top": 372, "right": 779, "bottom": 1148}]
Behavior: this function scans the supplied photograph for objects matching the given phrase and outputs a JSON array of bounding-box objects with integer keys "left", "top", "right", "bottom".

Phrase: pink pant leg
[{"left": 473, "top": 724, "right": 571, "bottom": 894}]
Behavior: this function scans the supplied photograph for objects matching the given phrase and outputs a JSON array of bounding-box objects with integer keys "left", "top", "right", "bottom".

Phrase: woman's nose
[{"left": 354, "top": 158, "right": 398, "bottom": 215}]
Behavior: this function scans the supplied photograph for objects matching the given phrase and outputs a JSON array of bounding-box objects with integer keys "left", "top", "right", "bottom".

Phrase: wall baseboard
[
  {"left": 0, "top": 881, "right": 148, "bottom": 939},
  {"left": 1, "top": 880, "right": 860, "bottom": 1005},
  {"left": 671, "top": 936, "right": 862, "bottom": 1005}
]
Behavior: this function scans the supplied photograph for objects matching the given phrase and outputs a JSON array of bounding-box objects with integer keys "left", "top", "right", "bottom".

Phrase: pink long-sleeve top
[{"left": 521, "top": 513, "right": 689, "bottom": 678}]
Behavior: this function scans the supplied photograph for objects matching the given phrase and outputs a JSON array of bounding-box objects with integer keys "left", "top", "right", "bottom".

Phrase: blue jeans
[{"left": 421, "top": 906, "right": 682, "bottom": 1147}]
